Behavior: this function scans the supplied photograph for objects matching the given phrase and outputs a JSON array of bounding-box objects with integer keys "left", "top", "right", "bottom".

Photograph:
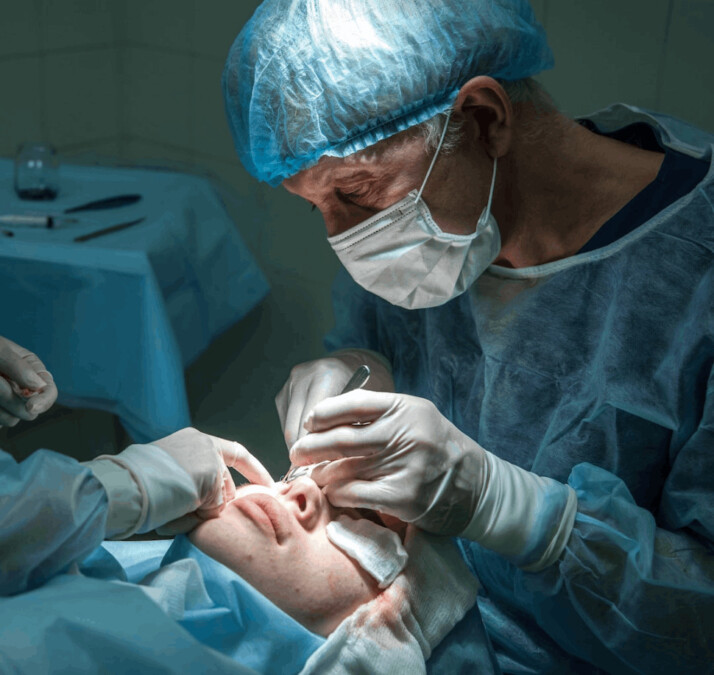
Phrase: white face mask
[{"left": 328, "top": 112, "right": 501, "bottom": 309}]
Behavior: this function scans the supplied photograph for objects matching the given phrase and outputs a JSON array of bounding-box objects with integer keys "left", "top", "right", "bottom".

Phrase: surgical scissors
[{"left": 281, "top": 364, "right": 371, "bottom": 483}]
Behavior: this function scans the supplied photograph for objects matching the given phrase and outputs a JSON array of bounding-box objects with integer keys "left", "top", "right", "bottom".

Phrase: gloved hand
[
  {"left": 0, "top": 336, "right": 58, "bottom": 427},
  {"left": 292, "top": 390, "right": 577, "bottom": 572},
  {"left": 275, "top": 348, "right": 395, "bottom": 450},
  {"left": 87, "top": 428, "right": 274, "bottom": 538}
]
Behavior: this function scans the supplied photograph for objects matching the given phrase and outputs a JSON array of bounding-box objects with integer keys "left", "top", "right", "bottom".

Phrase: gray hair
[{"left": 418, "top": 77, "right": 557, "bottom": 154}]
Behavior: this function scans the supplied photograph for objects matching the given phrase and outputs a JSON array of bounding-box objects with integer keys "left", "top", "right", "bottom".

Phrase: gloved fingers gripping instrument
[
  {"left": 295, "top": 390, "right": 577, "bottom": 572},
  {"left": 276, "top": 348, "right": 393, "bottom": 450},
  {"left": 282, "top": 364, "right": 371, "bottom": 482}
]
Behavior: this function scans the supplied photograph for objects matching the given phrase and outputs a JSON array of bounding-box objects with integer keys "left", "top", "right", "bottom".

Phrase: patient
[
  {"left": 185, "top": 474, "right": 484, "bottom": 674},
  {"left": 188, "top": 476, "right": 383, "bottom": 635},
  {"left": 1, "top": 473, "right": 486, "bottom": 674}
]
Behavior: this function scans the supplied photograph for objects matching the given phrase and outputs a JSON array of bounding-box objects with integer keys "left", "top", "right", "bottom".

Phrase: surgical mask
[{"left": 328, "top": 111, "right": 501, "bottom": 309}]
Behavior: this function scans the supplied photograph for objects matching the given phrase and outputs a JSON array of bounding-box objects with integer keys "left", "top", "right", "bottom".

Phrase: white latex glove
[
  {"left": 0, "top": 337, "right": 58, "bottom": 427},
  {"left": 275, "top": 348, "right": 394, "bottom": 450},
  {"left": 292, "top": 390, "right": 577, "bottom": 572},
  {"left": 87, "top": 428, "right": 274, "bottom": 538}
]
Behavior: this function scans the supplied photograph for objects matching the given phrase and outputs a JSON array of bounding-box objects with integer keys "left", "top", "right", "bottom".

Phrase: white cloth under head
[
  {"left": 300, "top": 525, "right": 479, "bottom": 675},
  {"left": 326, "top": 514, "right": 408, "bottom": 588}
]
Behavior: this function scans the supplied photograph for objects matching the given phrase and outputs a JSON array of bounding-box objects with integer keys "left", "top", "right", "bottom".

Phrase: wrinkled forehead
[{"left": 283, "top": 128, "right": 428, "bottom": 193}]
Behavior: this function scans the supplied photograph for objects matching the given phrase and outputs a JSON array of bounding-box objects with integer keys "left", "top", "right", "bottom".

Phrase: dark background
[{"left": 1, "top": 0, "right": 712, "bottom": 478}]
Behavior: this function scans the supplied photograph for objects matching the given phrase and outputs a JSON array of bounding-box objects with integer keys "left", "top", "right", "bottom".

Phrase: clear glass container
[{"left": 14, "top": 142, "right": 60, "bottom": 200}]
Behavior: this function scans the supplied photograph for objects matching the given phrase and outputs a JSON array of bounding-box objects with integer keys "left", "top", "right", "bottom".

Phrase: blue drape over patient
[
  {"left": 0, "top": 448, "right": 322, "bottom": 673},
  {"left": 86, "top": 537, "right": 325, "bottom": 673},
  {"left": 0, "top": 448, "right": 495, "bottom": 673},
  {"left": 325, "top": 105, "right": 714, "bottom": 674}
]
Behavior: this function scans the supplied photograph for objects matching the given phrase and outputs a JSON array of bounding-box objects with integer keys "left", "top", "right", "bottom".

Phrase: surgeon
[
  {"left": 222, "top": 0, "right": 714, "bottom": 672},
  {"left": 0, "top": 334, "right": 274, "bottom": 598}
]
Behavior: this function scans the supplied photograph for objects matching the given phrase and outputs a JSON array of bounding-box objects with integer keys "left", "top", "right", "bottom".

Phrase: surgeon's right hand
[
  {"left": 276, "top": 349, "right": 395, "bottom": 450},
  {"left": 85, "top": 428, "right": 274, "bottom": 539}
]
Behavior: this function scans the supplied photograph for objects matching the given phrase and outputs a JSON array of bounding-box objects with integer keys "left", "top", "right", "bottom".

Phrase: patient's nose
[{"left": 280, "top": 477, "right": 323, "bottom": 530}]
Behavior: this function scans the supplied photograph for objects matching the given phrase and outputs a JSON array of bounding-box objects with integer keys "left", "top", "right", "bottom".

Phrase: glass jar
[{"left": 14, "top": 142, "right": 60, "bottom": 200}]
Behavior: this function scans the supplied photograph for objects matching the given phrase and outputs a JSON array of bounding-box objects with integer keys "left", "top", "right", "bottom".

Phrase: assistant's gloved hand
[
  {"left": 292, "top": 390, "right": 577, "bottom": 572},
  {"left": 275, "top": 348, "right": 395, "bottom": 450},
  {"left": 0, "top": 336, "right": 58, "bottom": 427},
  {"left": 86, "top": 428, "right": 274, "bottom": 539}
]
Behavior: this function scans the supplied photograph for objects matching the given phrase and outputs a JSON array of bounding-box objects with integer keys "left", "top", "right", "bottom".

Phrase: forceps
[{"left": 281, "top": 364, "right": 371, "bottom": 483}]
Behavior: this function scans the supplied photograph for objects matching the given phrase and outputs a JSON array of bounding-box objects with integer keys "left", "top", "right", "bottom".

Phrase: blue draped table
[{"left": 0, "top": 159, "right": 269, "bottom": 442}]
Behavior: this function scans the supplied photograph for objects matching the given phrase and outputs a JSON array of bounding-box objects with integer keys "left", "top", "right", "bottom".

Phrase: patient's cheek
[{"left": 326, "top": 569, "right": 342, "bottom": 596}]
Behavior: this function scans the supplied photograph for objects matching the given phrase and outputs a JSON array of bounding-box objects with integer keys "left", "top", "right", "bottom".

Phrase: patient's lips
[
  {"left": 233, "top": 491, "right": 292, "bottom": 544},
  {"left": 230, "top": 478, "right": 327, "bottom": 542}
]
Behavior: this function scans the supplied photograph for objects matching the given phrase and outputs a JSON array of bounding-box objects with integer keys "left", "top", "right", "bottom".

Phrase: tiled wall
[
  {"left": 536, "top": 0, "right": 714, "bottom": 129},
  {"left": 115, "top": 0, "right": 344, "bottom": 472},
  {"left": 0, "top": 0, "right": 122, "bottom": 159},
  {"left": 1, "top": 1, "right": 713, "bottom": 471}
]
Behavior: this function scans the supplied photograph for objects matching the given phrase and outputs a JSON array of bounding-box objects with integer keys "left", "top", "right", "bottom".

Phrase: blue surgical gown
[{"left": 325, "top": 104, "right": 714, "bottom": 674}]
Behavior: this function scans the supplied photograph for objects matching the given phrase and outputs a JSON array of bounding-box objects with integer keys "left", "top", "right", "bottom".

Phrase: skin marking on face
[{"left": 189, "top": 477, "right": 383, "bottom": 636}]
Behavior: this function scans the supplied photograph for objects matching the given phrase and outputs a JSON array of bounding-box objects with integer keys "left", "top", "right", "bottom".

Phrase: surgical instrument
[
  {"left": 74, "top": 217, "right": 146, "bottom": 242},
  {"left": 1, "top": 194, "right": 142, "bottom": 229},
  {"left": 282, "top": 364, "right": 370, "bottom": 483},
  {"left": 65, "top": 194, "right": 142, "bottom": 213}
]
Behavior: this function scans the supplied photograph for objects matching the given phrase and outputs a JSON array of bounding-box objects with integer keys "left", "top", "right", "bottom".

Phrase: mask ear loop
[
  {"left": 415, "top": 108, "right": 453, "bottom": 203},
  {"left": 481, "top": 156, "right": 498, "bottom": 221}
]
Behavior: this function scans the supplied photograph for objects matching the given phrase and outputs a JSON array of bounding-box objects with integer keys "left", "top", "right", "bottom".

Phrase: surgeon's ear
[{"left": 453, "top": 76, "right": 513, "bottom": 159}]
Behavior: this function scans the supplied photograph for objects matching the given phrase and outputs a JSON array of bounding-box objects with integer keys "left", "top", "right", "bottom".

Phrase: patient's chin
[
  {"left": 296, "top": 560, "right": 381, "bottom": 637},
  {"left": 302, "top": 596, "right": 368, "bottom": 637},
  {"left": 187, "top": 512, "right": 381, "bottom": 638},
  {"left": 290, "top": 582, "right": 378, "bottom": 637}
]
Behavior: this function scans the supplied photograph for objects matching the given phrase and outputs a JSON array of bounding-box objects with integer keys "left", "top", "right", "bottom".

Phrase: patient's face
[{"left": 188, "top": 477, "right": 380, "bottom": 636}]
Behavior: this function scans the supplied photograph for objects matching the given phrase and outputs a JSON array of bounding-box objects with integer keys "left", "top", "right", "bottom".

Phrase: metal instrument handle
[{"left": 281, "top": 364, "right": 371, "bottom": 482}]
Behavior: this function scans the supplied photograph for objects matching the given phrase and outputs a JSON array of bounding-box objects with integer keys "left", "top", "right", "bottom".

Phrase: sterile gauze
[{"left": 326, "top": 514, "right": 408, "bottom": 588}]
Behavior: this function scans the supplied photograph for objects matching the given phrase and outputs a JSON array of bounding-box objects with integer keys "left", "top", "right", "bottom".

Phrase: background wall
[{"left": 1, "top": 0, "right": 713, "bottom": 476}]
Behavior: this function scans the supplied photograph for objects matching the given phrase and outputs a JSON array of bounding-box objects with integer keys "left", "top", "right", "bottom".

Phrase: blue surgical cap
[{"left": 223, "top": 0, "right": 553, "bottom": 186}]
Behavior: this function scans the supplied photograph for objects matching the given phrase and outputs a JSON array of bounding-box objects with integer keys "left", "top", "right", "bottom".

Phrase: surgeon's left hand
[
  {"left": 0, "top": 336, "right": 57, "bottom": 427},
  {"left": 292, "top": 390, "right": 577, "bottom": 572}
]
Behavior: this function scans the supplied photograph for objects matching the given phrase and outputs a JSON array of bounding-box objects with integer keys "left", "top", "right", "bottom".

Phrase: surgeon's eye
[{"left": 337, "top": 183, "right": 375, "bottom": 206}]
